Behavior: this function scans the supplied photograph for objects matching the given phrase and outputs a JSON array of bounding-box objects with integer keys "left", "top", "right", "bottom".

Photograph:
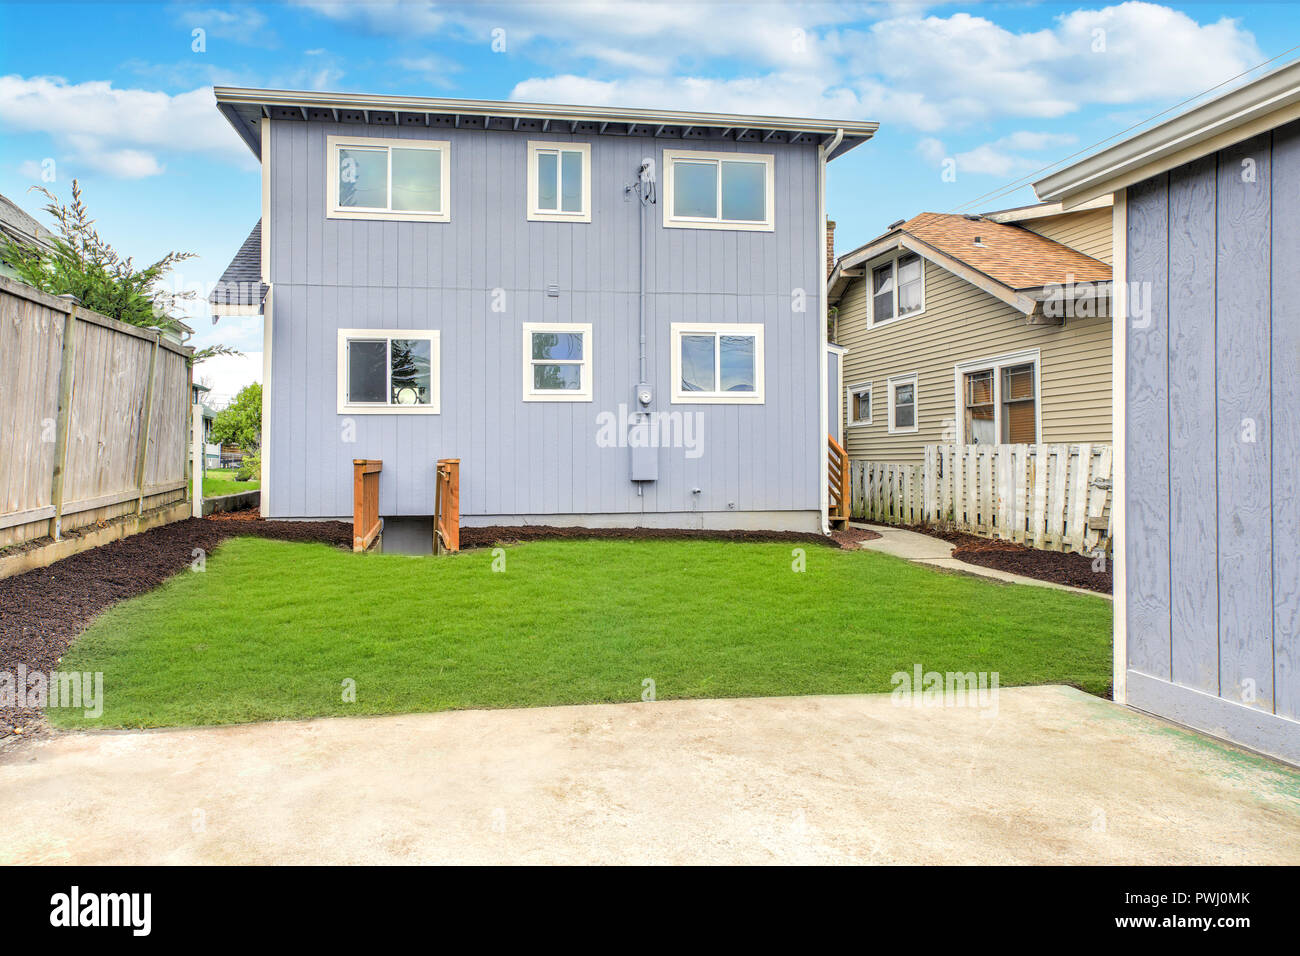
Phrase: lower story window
[
  {"left": 887, "top": 373, "right": 918, "bottom": 433},
  {"left": 954, "top": 351, "right": 1039, "bottom": 444},
  {"left": 337, "top": 329, "right": 440, "bottom": 414},
  {"left": 522, "top": 323, "right": 592, "bottom": 401},
  {"left": 670, "top": 323, "right": 764, "bottom": 404}
]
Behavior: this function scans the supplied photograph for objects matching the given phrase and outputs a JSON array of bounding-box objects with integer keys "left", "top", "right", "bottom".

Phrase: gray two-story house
[{"left": 210, "top": 88, "right": 875, "bottom": 535}]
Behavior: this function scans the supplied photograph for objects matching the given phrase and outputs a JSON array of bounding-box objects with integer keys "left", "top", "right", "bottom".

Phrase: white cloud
[
  {"left": 397, "top": 54, "right": 463, "bottom": 88},
  {"left": 171, "top": 4, "right": 277, "bottom": 48},
  {"left": 0, "top": 75, "right": 249, "bottom": 178},
  {"left": 918, "top": 130, "right": 1081, "bottom": 177}
]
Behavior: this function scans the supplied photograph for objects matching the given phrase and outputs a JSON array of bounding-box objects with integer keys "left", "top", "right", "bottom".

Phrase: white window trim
[
  {"left": 952, "top": 348, "right": 1042, "bottom": 446},
  {"left": 867, "top": 250, "right": 926, "bottom": 328},
  {"left": 326, "top": 135, "right": 451, "bottom": 223},
  {"left": 886, "top": 372, "right": 919, "bottom": 434},
  {"left": 661, "top": 149, "right": 775, "bottom": 232},
  {"left": 846, "top": 382, "right": 873, "bottom": 426},
  {"left": 336, "top": 328, "right": 441, "bottom": 415},
  {"left": 669, "top": 322, "right": 765, "bottom": 404},
  {"left": 522, "top": 322, "right": 593, "bottom": 402},
  {"left": 526, "top": 141, "right": 592, "bottom": 223}
]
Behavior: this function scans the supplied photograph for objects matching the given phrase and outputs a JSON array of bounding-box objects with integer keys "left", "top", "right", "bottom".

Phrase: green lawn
[
  {"left": 53, "top": 537, "right": 1112, "bottom": 729},
  {"left": 202, "top": 468, "right": 258, "bottom": 498}
]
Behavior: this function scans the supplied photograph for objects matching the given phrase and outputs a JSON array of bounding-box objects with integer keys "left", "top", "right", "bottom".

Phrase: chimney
[{"left": 826, "top": 218, "right": 836, "bottom": 277}]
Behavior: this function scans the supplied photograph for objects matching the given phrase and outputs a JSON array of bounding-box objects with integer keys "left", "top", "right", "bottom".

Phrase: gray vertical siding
[
  {"left": 266, "top": 120, "right": 821, "bottom": 525},
  {"left": 1125, "top": 122, "right": 1300, "bottom": 763}
]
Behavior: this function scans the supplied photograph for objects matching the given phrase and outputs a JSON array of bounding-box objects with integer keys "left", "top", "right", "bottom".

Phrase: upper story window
[
  {"left": 662, "top": 150, "right": 774, "bottom": 232},
  {"left": 670, "top": 323, "right": 764, "bottom": 404},
  {"left": 869, "top": 252, "right": 924, "bottom": 326},
  {"left": 336, "top": 329, "right": 440, "bottom": 414},
  {"left": 527, "top": 142, "right": 591, "bottom": 222},
  {"left": 522, "top": 323, "right": 593, "bottom": 401},
  {"left": 327, "top": 135, "right": 450, "bottom": 223}
]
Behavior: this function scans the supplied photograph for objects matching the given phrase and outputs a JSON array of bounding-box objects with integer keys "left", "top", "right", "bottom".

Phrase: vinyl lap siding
[
  {"left": 1022, "top": 207, "right": 1113, "bottom": 265},
  {"left": 836, "top": 258, "right": 1111, "bottom": 464}
]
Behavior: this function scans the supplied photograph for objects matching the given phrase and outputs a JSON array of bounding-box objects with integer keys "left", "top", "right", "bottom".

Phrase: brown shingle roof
[{"left": 894, "top": 212, "right": 1110, "bottom": 290}]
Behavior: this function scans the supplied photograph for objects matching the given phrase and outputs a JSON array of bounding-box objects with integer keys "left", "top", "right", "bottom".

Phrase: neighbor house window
[
  {"left": 527, "top": 142, "right": 591, "bottom": 222},
  {"left": 869, "top": 252, "right": 924, "bottom": 326},
  {"left": 953, "top": 350, "right": 1040, "bottom": 445},
  {"left": 887, "top": 373, "right": 918, "bottom": 434},
  {"left": 670, "top": 323, "right": 764, "bottom": 403},
  {"left": 522, "top": 323, "right": 592, "bottom": 401},
  {"left": 847, "top": 383, "right": 873, "bottom": 426},
  {"left": 327, "top": 135, "right": 450, "bottom": 222},
  {"left": 336, "top": 329, "right": 440, "bottom": 414},
  {"left": 663, "top": 150, "right": 774, "bottom": 231}
]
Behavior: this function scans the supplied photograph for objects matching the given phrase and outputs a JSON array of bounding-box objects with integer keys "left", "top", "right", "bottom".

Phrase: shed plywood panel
[
  {"left": 1270, "top": 122, "right": 1300, "bottom": 721},
  {"left": 1167, "top": 156, "right": 1221, "bottom": 695},
  {"left": 1215, "top": 134, "right": 1274, "bottom": 712},
  {"left": 1125, "top": 175, "right": 1172, "bottom": 680}
]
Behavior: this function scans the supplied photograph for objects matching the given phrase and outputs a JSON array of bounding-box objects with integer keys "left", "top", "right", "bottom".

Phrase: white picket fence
[{"left": 850, "top": 443, "right": 1113, "bottom": 554}]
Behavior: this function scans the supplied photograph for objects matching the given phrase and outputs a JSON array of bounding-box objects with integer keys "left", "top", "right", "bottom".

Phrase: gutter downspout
[{"left": 818, "top": 128, "right": 844, "bottom": 535}]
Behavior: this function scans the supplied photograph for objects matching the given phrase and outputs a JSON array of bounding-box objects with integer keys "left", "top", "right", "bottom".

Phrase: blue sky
[{"left": 1, "top": 1, "right": 1296, "bottom": 401}]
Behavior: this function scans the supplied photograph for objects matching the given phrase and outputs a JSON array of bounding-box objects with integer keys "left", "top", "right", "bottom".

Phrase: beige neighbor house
[{"left": 828, "top": 198, "right": 1114, "bottom": 465}]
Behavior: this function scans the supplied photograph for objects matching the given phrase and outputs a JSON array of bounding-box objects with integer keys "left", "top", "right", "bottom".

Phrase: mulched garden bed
[
  {"left": 906, "top": 525, "right": 1111, "bottom": 595},
  {"left": 0, "top": 516, "right": 351, "bottom": 733}
]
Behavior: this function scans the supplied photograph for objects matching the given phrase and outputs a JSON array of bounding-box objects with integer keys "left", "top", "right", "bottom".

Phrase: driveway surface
[{"left": 2, "top": 686, "right": 1297, "bottom": 865}]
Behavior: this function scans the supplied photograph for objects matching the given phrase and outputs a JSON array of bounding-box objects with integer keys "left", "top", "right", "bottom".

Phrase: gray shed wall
[
  {"left": 1124, "top": 122, "right": 1300, "bottom": 763},
  {"left": 265, "top": 119, "right": 822, "bottom": 527}
]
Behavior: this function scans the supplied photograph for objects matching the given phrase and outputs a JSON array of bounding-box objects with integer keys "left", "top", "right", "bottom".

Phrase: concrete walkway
[
  {"left": 2, "top": 687, "right": 1296, "bottom": 865},
  {"left": 853, "top": 523, "right": 1110, "bottom": 598}
]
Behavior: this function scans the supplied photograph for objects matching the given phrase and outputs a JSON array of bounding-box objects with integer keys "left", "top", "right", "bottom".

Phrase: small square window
[
  {"left": 523, "top": 323, "right": 592, "bottom": 401},
  {"left": 337, "top": 330, "right": 440, "bottom": 414},
  {"left": 847, "top": 383, "right": 873, "bottom": 426},
  {"left": 670, "top": 323, "right": 764, "bottom": 404},
  {"left": 527, "top": 142, "right": 591, "bottom": 222}
]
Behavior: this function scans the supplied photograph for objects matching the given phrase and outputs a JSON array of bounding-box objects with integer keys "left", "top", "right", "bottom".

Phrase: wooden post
[
  {"left": 437, "top": 458, "right": 460, "bottom": 553},
  {"left": 191, "top": 402, "right": 204, "bottom": 518},
  {"left": 134, "top": 332, "right": 160, "bottom": 515},
  {"left": 47, "top": 305, "right": 78, "bottom": 541},
  {"left": 352, "top": 459, "right": 383, "bottom": 551}
]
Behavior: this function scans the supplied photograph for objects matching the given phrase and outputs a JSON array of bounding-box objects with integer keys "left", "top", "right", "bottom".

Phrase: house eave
[{"left": 213, "top": 86, "right": 878, "bottom": 161}]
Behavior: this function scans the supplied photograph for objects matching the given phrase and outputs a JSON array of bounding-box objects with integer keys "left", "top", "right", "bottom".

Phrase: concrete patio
[{"left": 1, "top": 685, "right": 1296, "bottom": 865}]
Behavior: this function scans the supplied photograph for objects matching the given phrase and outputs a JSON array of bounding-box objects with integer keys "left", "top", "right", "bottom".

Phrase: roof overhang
[
  {"left": 1034, "top": 59, "right": 1300, "bottom": 207},
  {"left": 982, "top": 193, "right": 1113, "bottom": 224},
  {"left": 213, "top": 87, "right": 878, "bottom": 162},
  {"left": 827, "top": 231, "right": 1110, "bottom": 323}
]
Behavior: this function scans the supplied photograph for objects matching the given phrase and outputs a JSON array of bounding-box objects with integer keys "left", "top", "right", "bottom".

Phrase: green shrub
[{"left": 236, "top": 454, "right": 260, "bottom": 482}]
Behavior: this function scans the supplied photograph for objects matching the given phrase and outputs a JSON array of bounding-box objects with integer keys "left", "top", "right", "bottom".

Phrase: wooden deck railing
[
  {"left": 434, "top": 458, "right": 460, "bottom": 553},
  {"left": 352, "top": 459, "right": 383, "bottom": 552},
  {"left": 827, "top": 434, "right": 850, "bottom": 529}
]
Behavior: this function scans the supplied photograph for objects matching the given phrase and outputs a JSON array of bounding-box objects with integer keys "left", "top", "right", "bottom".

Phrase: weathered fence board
[
  {"left": 850, "top": 443, "right": 1114, "bottom": 554},
  {"left": 0, "top": 276, "right": 193, "bottom": 549}
]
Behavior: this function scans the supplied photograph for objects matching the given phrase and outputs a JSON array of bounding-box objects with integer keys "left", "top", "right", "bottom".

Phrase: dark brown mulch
[
  {"left": 906, "top": 525, "right": 1111, "bottom": 594},
  {"left": 829, "top": 526, "right": 882, "bottom": 549},
  {"left": 0, "top": 516, "right": 351, "bottom": 732},
  {"left": 459, "top": 524, "right": 846, "bottom": 549}
]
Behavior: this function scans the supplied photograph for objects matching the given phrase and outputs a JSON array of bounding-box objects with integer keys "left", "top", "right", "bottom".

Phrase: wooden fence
[
  {"left": 851, "top": 443, "right": 1113, "bottom": 554},
  {"left": 0, "top": 275, "right": 193, "bottom": 549}
]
